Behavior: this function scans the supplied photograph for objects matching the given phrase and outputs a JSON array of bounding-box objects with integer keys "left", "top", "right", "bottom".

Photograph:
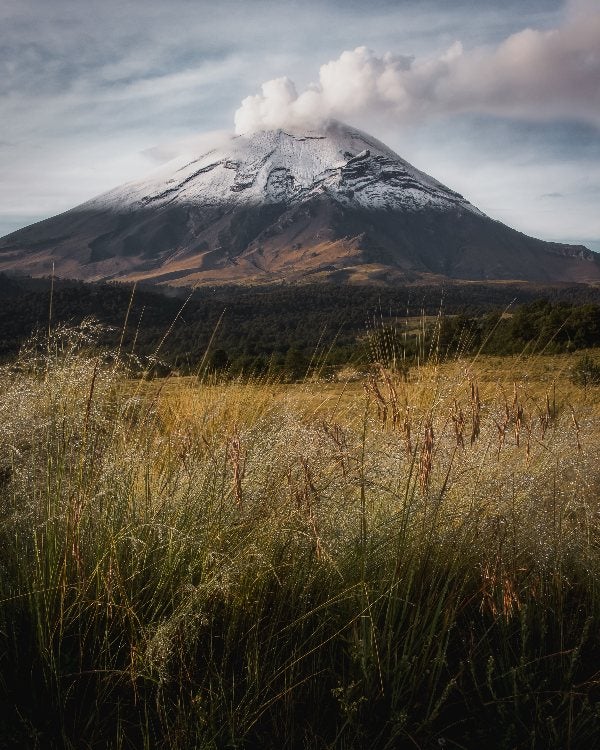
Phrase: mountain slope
[{"left": 1, "top": 121, "right": 598, "bottom": 285}]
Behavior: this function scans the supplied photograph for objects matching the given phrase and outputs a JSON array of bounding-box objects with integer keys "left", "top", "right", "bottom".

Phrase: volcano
[{"left": 1, "top": 121, "right": 598, "bottom": 285}]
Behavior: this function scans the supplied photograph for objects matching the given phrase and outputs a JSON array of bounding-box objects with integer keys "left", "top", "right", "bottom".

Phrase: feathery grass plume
[
  {"left": 451, "top": 398, "right": 465, "bottom": 449},
  {"left": 402, "top": 402, "right": 413, "bottom": 459},
  {"left": 419, "top": 419, "right": 435, "bottom": 494},
  {"left": 379, "top": 364, "right": 400, "bottom": 431},
  {"left": 364, "top": 368, "right": 388, "bottom": 428},
  {"left": 469, "top": 375, "right": 481, "bottom": 444},
  {"left": 227, "top": 425, "right": 245, "bottom": 508},
  {"left": 540, "top": 389, "right": 553, "bottom": 439},
  {"left": 570, "top": 404, "right": 583, "bottom": 451}
]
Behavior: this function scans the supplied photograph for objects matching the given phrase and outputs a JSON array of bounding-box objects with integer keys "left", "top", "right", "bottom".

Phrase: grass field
[{"left": 1, "top": 329, "right": 599, "bottom": 749}]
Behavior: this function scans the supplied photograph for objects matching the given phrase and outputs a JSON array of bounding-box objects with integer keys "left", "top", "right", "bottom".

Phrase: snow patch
[{"left": 86, "top": 121, "right": 482, "bottom": 217}]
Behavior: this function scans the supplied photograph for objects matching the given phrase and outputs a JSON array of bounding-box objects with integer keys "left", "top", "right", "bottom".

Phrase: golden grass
[{"left": 1, "top": 338, "right": 599, "bottom": 748}]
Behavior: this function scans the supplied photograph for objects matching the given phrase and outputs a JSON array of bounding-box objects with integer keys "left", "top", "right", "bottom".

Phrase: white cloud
[
  {"left": 234, "top": 1, "right": 600, "bottom": 133},
  {"left": 141, "top": 129, "right": 232, "bottom": 164}
]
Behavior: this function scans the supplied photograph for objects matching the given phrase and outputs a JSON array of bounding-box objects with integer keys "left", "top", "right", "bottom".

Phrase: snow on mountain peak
[{"left": 92, "top": 121, "right": 478, "bottom": 216}]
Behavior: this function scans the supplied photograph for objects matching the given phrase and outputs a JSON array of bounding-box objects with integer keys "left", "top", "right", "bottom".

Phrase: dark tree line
[{"left": 1, "top": 274, "right": 600, "bottom": 377}]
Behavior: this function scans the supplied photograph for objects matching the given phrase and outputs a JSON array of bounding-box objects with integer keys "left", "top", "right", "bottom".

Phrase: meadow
[{"left": 0, "top": 325, "right": 599, "bottom": 749}]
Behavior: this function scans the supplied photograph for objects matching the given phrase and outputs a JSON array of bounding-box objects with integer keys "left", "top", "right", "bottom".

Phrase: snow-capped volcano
[{"left": 0, "top": 121, "right": 598, "bottom": 285}]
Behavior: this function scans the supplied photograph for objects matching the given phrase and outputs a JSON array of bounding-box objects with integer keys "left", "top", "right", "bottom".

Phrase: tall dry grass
[{"left": 0, "top": 326, "right": 599, "bottom": 748}]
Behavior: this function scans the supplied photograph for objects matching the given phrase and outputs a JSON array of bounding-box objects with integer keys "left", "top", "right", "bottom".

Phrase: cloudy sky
[{"left": 1, "top": 0, "right": 599, "bottom": 251}]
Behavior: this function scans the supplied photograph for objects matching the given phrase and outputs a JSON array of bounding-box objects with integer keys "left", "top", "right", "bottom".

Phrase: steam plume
[{"left": 234, "top": 2, "right": 600, "bottom": 134}]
